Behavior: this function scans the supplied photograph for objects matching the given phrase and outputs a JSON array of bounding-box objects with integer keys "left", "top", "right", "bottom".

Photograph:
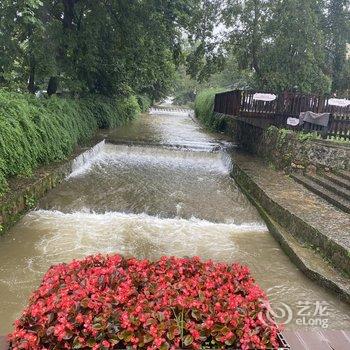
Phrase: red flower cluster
[{"left": 9, "top": 255, "right": 279, "bottom": 350}]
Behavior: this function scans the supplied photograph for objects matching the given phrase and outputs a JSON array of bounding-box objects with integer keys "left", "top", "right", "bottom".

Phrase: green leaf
[
  {"left": 225, "top": 338, "right": 236, "bottom": 346},
  {"left": 119, "top": 330, "right": 133, "bottom": 342},
  {"left": 87, "top": 338, "right": 96, "bottom": 347},
  {"left": 93, "top": 323, "right": 103, "bottom": 330},
  {"left": 80, "top": 298, "right": 90, "bottom": 308},
  {"left": 183, "top": 334, "right": 193, "bottom": 347},
  {"left": 191, "top": 309, "right": 200, "bottom": 320},
  {"left": 157, "top": 312, "right": 165, "bottom": 322},
  {"left": 143, "top": 334, "right": 153, "bottom": 343},
  {"left": 73, "top": 336, "right": 83, "bottom": 349},
  {"left": 167, "top": 331, "right": 175, "bottom": 341},
  {"left": 160, "top": 342, "right": 170, "bottom": 350}
]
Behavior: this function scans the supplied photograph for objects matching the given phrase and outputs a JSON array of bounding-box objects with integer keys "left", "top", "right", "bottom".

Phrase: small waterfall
[
  {"left": 67, "top": 140, "right": 105, "bottom": 178},
  {"left": 103, "top": 143, "right": 218, "bottom": 158},
  {"left": 220, "top": 148, "right": 234, "bottom": 173},
  {"left": 62, "top": 142, "right": 230, "bottom": 183},
  {"left": 149, "top": 107, "right": 193, "bottom": 117}
]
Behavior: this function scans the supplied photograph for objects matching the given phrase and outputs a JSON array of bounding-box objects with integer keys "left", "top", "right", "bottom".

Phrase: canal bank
[
  {"left": 228, "top": 151, "right": 350, "bottom": 303},
  {"left": 0, "top": 140, "right": 105, "bottom": 234}
]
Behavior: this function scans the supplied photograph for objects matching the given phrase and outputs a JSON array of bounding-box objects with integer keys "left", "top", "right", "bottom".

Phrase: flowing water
[{"left": 0, "top": 111, "right": 349, "bottom": 334}]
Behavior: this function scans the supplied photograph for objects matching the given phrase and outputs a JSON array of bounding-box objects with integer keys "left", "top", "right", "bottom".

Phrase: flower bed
[{"left": 9, "top": 255, "right": 280, "bottom": 350}]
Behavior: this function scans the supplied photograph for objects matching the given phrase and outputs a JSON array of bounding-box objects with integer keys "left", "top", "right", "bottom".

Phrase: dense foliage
[
  {"left": 1, "top": 1, "right": 347, "bottom": 102},
  {"left": 137, "top": 95, "right": 153, "bottom": 113},
  {"left": 194, "top": 88, "right": 226, "bottom": 131},
  {"left": 178, "top": 0, "right": 350, "bottom": 99},
  {"left": 9, "top": 255, "right": 279, "bottom": 350},
  {"left": 221, "top": 0, "right": 349, "bottom": 94},
  {"left": 0, "top": 0, "right": 218, "bottom": 101},
  {"left": 0, "top": 91, "right": 139, "bottom": 195}
]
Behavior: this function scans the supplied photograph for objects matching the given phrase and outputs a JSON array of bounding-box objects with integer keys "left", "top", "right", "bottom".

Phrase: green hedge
[
  {"left": 194, "top": 88, "right": 225, "bottom": 131},
  {"left": 137, "top": 95, "right": 152, "bottom": 112},
  {"left": 87, "top": 95, "right": 140, "bottom": 128},
  {"left": 0, "top": 91, "right": 140, "bottom": 196}
]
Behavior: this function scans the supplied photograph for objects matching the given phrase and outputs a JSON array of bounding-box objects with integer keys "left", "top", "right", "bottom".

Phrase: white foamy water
[
  {"left": 33, "top": 209, "right": 267, "bottom": 261},
  {"left": 0, "top": 209, "right": 268, "bottom": 330},
  {"left": 67, "top": 140, "right": 106, "bottom": 179},
  {"left": 2, "top": 208, "right": 350, "bottom": 333},
  {"left": 67, "top": 143, "right": 229, "bottom": 179},
  {"left": 0, "top": 209, "right": 268, "bottom": 286},
  {"left": 149, "top": 108, "right": 192, "bottom": 117},
  {"left": 39, "top": 142, "right": 259, "bottom": 224}
]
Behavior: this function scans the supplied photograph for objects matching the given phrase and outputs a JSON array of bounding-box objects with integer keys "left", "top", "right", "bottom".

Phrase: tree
[
  {"left": 325, "top": 0, "right": 350, "bottom": 92},
  {"left": 185, "top": 0, "right": 225, "bottom": 82},
  {"left": 223, "top": 0, "right": 271, "bottom": 85},
  {"left": 0, "top": 0, "right": 41, "bottom": 88},
  {"left": 1, "top": 0, "right": 216, "bottom": 99},
  {"left": 222, "top": 0, "right": 332, "bottom": 94},
  {"left": 262, "top": 0, "right": 331, "bottom": 93}
]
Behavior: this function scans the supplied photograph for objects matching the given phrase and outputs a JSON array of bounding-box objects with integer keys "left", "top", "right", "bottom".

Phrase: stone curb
[
  {"left": 0, "top": 141, "right": 104, "bottom": 235},
  {"left": 231, "top": 157, "right": 350, "bottom": 276},
  {"left": 230, "top": 159, "right": 350, "bottom": 304}
]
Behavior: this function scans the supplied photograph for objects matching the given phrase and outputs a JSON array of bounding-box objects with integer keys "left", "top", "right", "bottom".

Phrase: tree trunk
[
  {"left": 251, "top": 0, "right": 262, "bottom": 81},
  {"left": 47, "top": 76, "right": 59, "bottom": 96},
  {"left": 27, "top": 57, "right": 36, "bottom": 94},
  {"left": 62, "top": 0, "right": 76, "bottom": 29},
  {"left": 0, "top": 68, "right": 6, "bottom": 85}
]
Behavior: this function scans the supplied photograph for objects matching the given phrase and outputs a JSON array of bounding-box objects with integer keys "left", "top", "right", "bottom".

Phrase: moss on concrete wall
[{"left": 222, "top": 116, "right": 350, "bottom": 171}]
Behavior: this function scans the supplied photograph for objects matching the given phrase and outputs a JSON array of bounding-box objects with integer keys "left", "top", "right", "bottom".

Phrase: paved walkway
[
  {"left": 283, "top": 330, "right": 350, "bottom": 349},
  {"left": 2, "top": 332, "right": 350, "bottom": 349},
  {"left": 231, "top": 151, "right": 350, "bottom": 273}
]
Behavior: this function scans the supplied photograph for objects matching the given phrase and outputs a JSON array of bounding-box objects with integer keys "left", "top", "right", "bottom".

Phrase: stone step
[
  {"left": 335, "top": 170, "right": 350, "bottom": 182},
  {"left": 323, "top": 172, "right": 350, "bottom": 191},
  {"left": 291, "top": 174, "right": 350, "bottom": 214},
  {"left": 0, "top": 337, "right": 6, "bottom": 350},
  {"left": 306, "top": 174, "right": 350, "bottom": 201}
]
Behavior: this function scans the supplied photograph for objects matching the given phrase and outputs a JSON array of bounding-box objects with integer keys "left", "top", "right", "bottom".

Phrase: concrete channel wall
[
  {"left": 226, "top": 151, "right": 350, "bottom": 304},
  {"left": 218, "top": 113, "right": 350, "bottom": 172},
  {"left": 0, "top": 141, "right": 105, "bottom": 234}
]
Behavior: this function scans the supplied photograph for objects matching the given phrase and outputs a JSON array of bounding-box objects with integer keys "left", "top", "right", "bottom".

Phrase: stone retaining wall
[
  {"left": 228, "top": 152, "right": 350, "bottom": 302},
  {"left": 231, "top": 160, "right": 350, "bottom": 276},
  {"left": 0, "top": 163, "right": 71, "bottom": 234},
  {"left": 216, "top": 112, "right": 350, "bottom": 171},
  {"left": 0, "top": 141, "right": 104, "bottom": 234}
]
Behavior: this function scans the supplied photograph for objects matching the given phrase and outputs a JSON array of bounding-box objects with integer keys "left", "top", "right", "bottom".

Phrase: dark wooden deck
[
  {"left": 0, "top": 338, "right": 6, "bottom": 350},
  {"left": 214, "top": 90, "right": 350, "bottom": 141},
  {"left": 283, "top": 330, "right": 350, "bottom": 349},
  {"left": 1, "top": 331, "right": 350, "bottom": 349}
]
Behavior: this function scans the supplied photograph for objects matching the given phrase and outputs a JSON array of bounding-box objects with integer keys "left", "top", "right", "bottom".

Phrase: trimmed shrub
[
  {"left": 0, "top": 91, "right": 139, "bottom": 195},
  {"left": 9, "top": 255, "right": 279, "bottom": 350},
  {"left": 194, "top": 88, "right": 225, "bottom": 131},
  {"left": 173, "top": 90, "right": 196, "bottom": 107},
  {"left": 85, "top": 95, "right": 140, "bottom": 129},
  {"left": 137, "top": 95, "right": 152, "bottom": 113}
]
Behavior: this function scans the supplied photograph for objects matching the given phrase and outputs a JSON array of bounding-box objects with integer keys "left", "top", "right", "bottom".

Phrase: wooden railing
[{"left": 214, "top": 90, "right": 350, "bottom": 140}]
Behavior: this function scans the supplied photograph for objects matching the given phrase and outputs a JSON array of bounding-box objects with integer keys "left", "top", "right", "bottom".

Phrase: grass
[
  {"left": 0, "top": 90, "right": 140, "bottom": 196},
  {"left": 194, "top": 88, "right": 225, "bottom": 131}
]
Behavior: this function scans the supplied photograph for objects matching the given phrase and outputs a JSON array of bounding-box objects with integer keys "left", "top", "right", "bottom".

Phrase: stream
[{"left": 0, "top": 111, "right": 349, "bottom": 334}]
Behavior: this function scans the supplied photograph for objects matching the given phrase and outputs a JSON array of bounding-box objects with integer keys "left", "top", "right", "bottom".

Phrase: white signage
[
  {"left": 328, "top": 98, "right": 350, "bottom": 107},
  {"left": 253, "top": 93, "right": 277, "bottom": 102},
  {"left": 287, "top": 117, "right": 300, "bottom": 126}
]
